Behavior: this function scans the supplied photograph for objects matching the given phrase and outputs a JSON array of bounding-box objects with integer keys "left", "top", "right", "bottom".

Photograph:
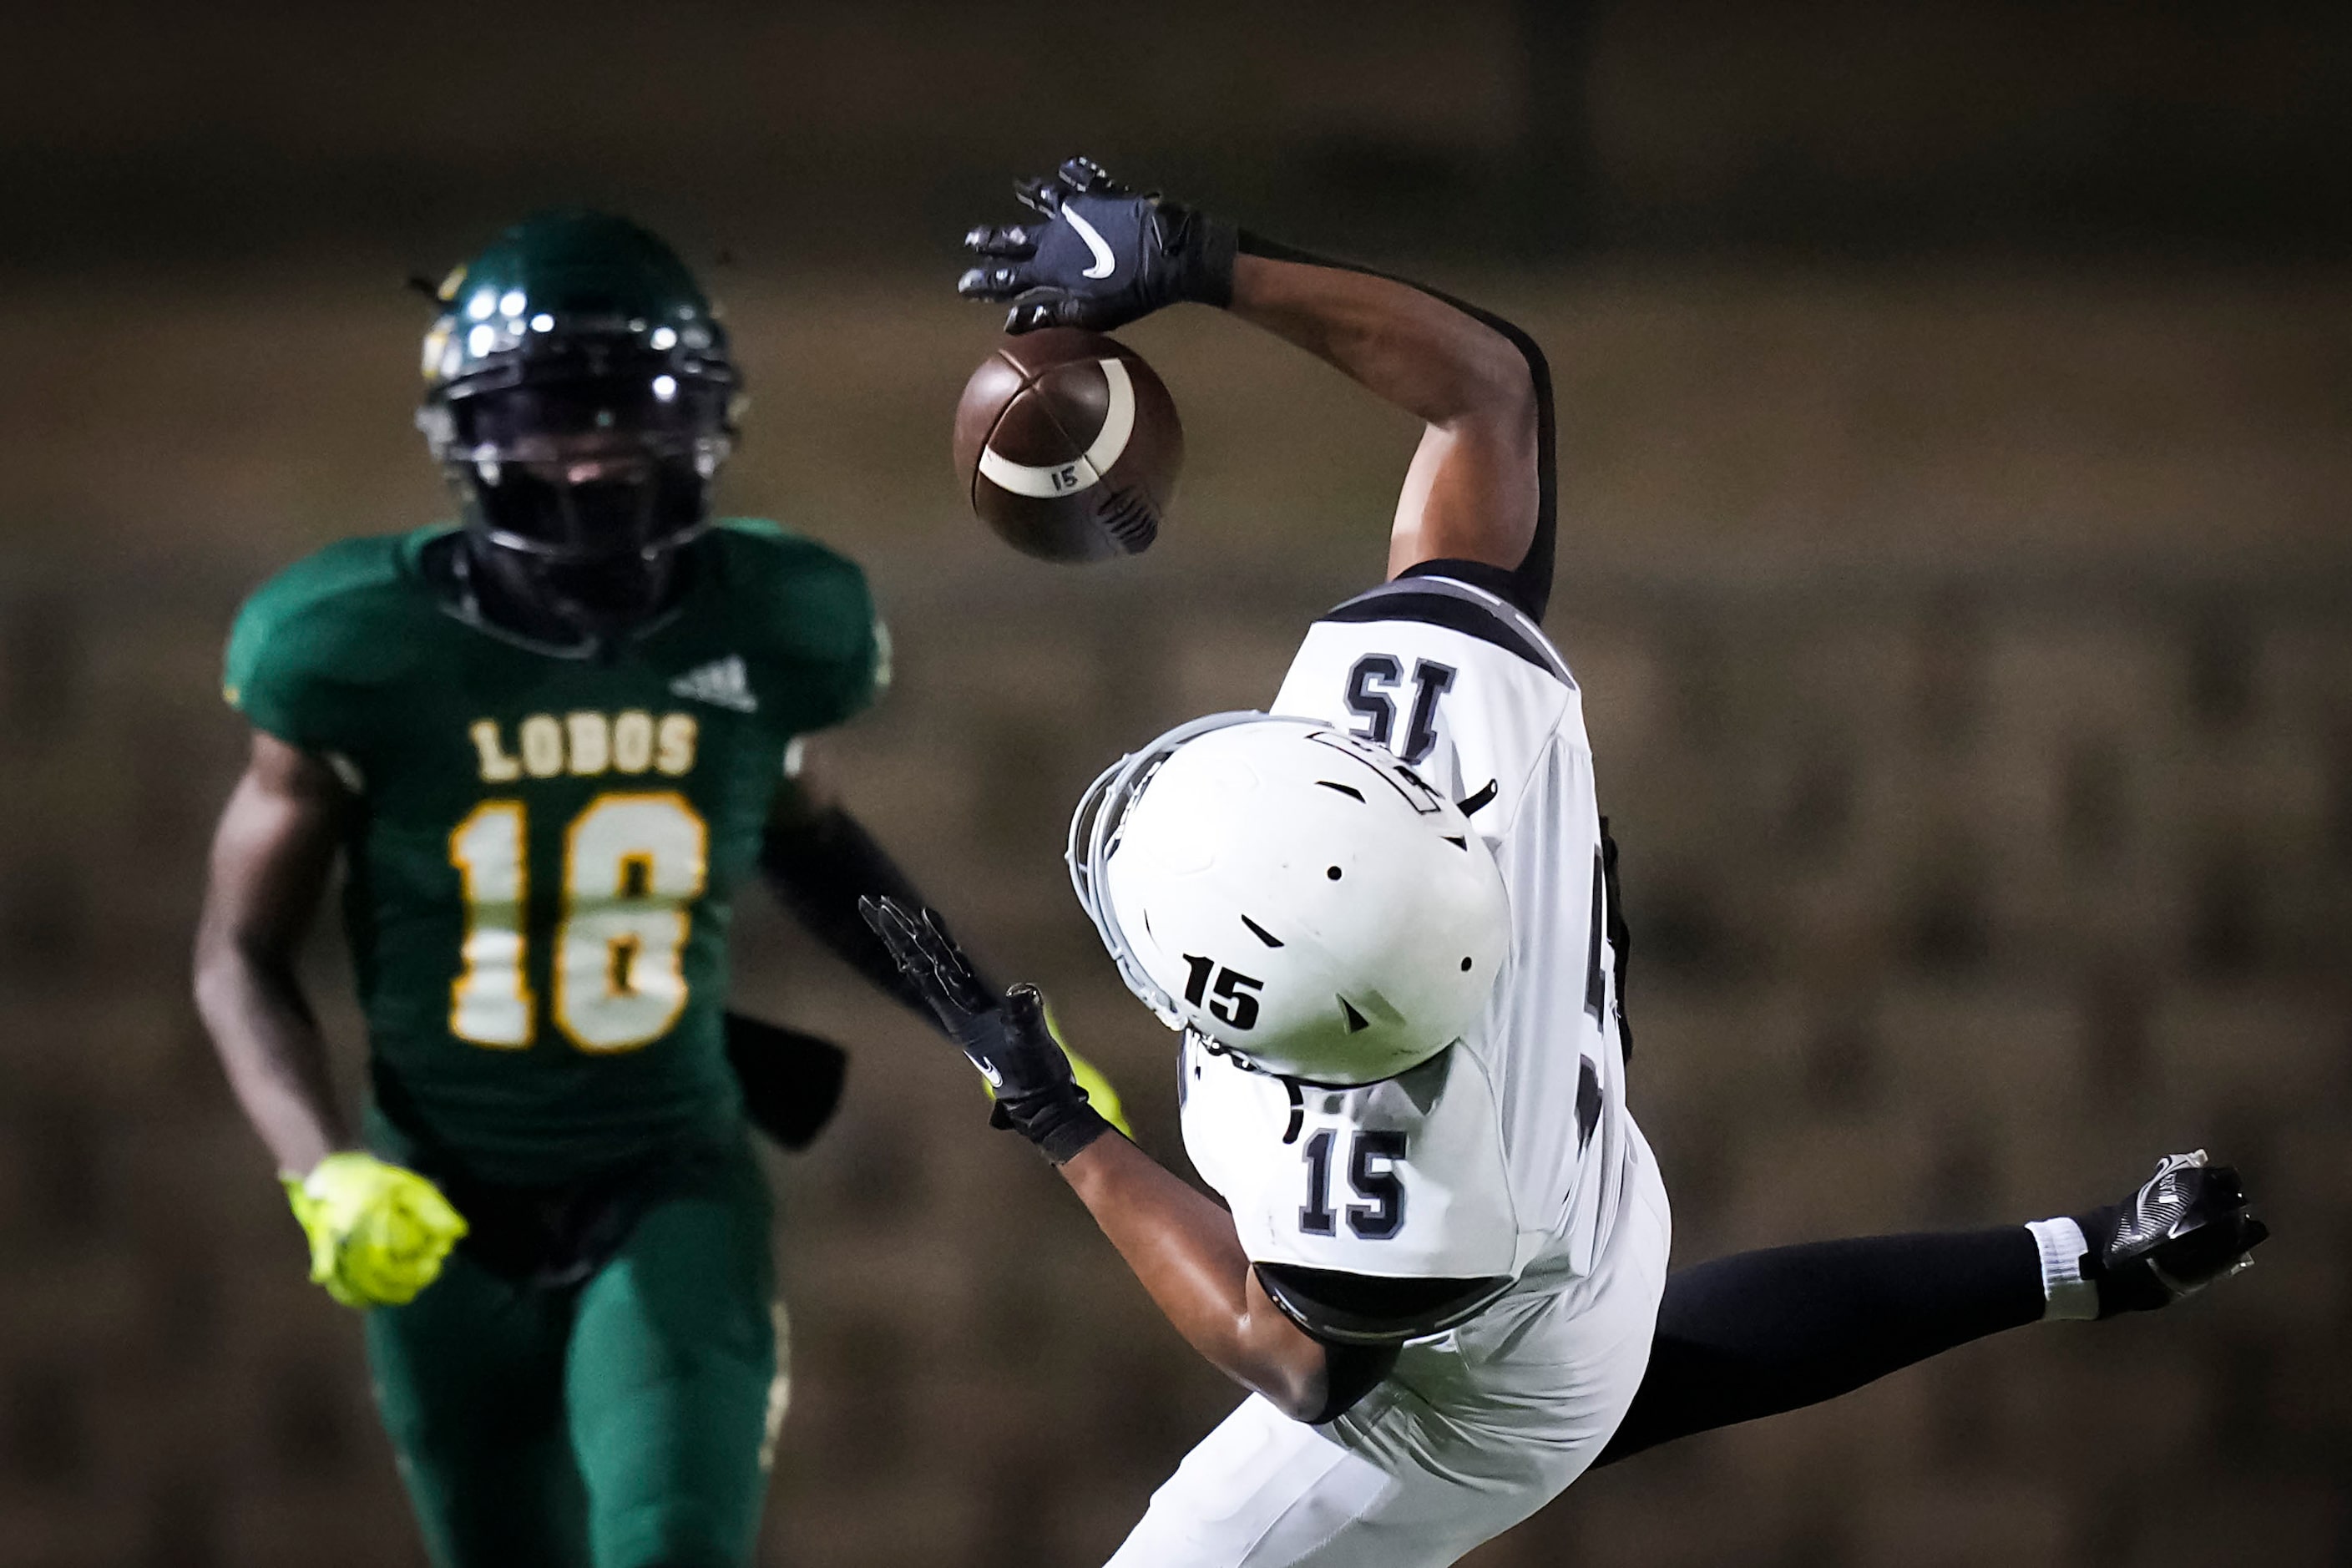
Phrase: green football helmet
[{"left": 417, "top": 210, "right": 741, "bottom": 641}]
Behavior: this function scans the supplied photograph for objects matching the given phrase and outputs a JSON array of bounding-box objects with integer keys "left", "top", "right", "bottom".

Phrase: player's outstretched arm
[
  {"left": 860, "top": 897, "right": 1351, "bottom": 1420},
  {"left": 1057, "top": 1131, "right": 1333, "bottom": 1421},
  {"left": 195, "top": 731, "right": 468, "bottom": 1308},
  {"left": 192, "top": 731, "right": 355, "bottom": 1174},
  {"left": 761, "top": 754, "right": 984, "bottom": 1025},
  {"left": 1223, "top": 251, "right": 1541, "bottom": 580},
  {"left": 761, "top": 757, "right": 1130, "bottom": 1132},
  {"left": 959, "top": 157, "right": 1554, "bottom": 605}
]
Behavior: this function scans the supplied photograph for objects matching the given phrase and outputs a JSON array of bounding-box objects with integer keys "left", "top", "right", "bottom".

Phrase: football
[{"left": 952, "top": 327, "right": 1183, "bottom": 563}]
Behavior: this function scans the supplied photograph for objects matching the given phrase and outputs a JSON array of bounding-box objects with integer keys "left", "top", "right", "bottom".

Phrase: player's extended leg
[
  {"left": 1594, "top": 1226, "right": 2040, "bottom": 1465},
  {"left": 366, "top": 1248, "right": 589, "bottom": 1568},
  {"left": 1594, "top": 1150, "right": 2267, "bottom": 1467},
  {"left": 564, "top": 1136, "right": 782, "bottom": 1568}
]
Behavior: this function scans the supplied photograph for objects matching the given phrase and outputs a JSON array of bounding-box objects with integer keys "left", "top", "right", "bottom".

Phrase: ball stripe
[{"left": 978, "top": 358, "right": 1137, "bottom": 498}]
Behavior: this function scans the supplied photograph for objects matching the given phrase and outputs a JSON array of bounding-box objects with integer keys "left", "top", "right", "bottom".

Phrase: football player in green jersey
[{"left": 191, "top": 210, "right": 1125, "bottom": 1568}]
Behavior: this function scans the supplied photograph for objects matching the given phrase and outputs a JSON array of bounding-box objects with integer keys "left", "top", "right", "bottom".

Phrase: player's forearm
[
  {"left": 1227, "top": 250, "right": 1541, "bottom": 569},
  {"left": 760, "top": 801, "right": 990, "bottom": 1022},
  {"left": 1227, "top": 252, "right": 1535, "bottom": 435},
  {"left": 193, "top": 945, "right": 349, "bottom": 1172},
  {"left": 1059, "top": 1133, "right": 1329, "bottom": 1420},
  {"left": 195, "top": 738, "right": 354, "bottom": 1174}
]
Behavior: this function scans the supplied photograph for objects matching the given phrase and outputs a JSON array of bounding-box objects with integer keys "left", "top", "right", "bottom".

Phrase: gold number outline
[
  {"left": 448, "top": 800, "right": 535, "bottom": 1049},
  {"left": 551, "top": 789, "right": 710, "bottom": 1055}
]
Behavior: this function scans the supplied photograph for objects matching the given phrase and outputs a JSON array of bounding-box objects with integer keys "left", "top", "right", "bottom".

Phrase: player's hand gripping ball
[
  {"left": 282, "top": 1152, "right": 468, "bottom": 1309},
  {"left": 954, "top": 155, "right": 1221, "bottom": 563},
  {"left": 953, "top": 327, "right": 1184, "bottom": 563}
]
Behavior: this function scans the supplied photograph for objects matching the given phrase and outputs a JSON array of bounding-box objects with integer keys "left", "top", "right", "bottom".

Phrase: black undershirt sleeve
[
  {"left": 757, "top": 802, "right": 999, "bottom": 1023},
  {"left": 1237, "top": 231, "right": 1560, "bottom": 624},
  {"left": 737, "top": 802, "right": 997, "bottom": 1151}
]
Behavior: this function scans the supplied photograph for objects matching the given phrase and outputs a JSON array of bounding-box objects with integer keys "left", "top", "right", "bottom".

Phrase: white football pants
[{"left": 1105, "top": 1126, "right": 1671, "bottom": 1568}]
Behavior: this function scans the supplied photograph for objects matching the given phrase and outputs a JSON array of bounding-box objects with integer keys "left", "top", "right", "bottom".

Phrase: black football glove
[
  {"left": 959, "top": 156, "right": 1237, "bottom": 334},
  {"left": 857, "top": 896, "right": 1115, "bottom": 1164},
  {"left": 2076, "top": 1150, "right": 2269, "bottom": 1316}
]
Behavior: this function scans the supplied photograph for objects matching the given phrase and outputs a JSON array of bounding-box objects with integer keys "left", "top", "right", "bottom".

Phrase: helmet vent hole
[
  {"left": 1326, "top": 866, "right": 1343, "bottom": 881},
  {"left": 1338, "top": 997, "right": 1371, "bottom": 1034},
  {"left": 1444, "top": 835, "right": 1467, "bottom": 850},
  {"left": 1240, "top": 914, "right": 1285, "bottom": 949},
  {"left": 1460, "top": 957, "right": 1474, "bottom": 971},
  {"left": 1315, "top": 780, "right": 1366, "bottom": 802}
]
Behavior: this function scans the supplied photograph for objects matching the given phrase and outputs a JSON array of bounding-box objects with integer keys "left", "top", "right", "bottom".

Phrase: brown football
[{"left": 952, "top": 327, "right": 1183, "bottom": 563}]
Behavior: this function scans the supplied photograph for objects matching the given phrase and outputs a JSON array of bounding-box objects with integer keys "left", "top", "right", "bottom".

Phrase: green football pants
[{"left": 365, "top": 1143, "right": 783, "bottom": 1568}]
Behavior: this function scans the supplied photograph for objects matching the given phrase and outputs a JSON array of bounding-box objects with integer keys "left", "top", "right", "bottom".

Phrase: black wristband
[
  {"left": 1172, "top": 206, "right": 1238, "bottom": 309},
  {"left": 994, "top": 1092, "right": 1115, "bottom": 1166}
]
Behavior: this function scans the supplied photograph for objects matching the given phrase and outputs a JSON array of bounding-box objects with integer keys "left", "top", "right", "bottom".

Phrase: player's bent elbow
[
  {"left": 1439, "top": 313, "right": 1541, "bottom": 432},
  {"left": 192, "top": 918, "right": 296, "bottom": 1023},
  {"left": 190, "top": 918, "right": 244, "bottom": 1013},
  {"left": 1252, "top": 1363, "right": 1330, "bottom": 1425},
  {"left": 1475, "top": 340, "right": 1540, "bottom": 427},
  {"left": 1230, "top": 1333, "right": 1331, "bottom": 1423}
]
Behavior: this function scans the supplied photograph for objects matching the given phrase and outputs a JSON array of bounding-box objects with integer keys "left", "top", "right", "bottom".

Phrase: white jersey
[{"left": 1179, "top": 573, "right": 1633, "bottom": 1292}]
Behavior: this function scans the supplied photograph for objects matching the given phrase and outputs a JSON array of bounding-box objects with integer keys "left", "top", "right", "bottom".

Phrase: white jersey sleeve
[{"left": 1185, "top": 571, "right": 1636, "bottom": 1287}]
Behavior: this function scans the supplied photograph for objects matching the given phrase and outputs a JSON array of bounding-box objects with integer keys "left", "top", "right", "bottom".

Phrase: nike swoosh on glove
[
  {"left": 2078, "top": 1149, "right": 2269, "bottom": 1316},
  {"left": 958, "top": 155, "right": 1237, "bottom": 334},
  {"left": 282, "top": 1152, "right": 469, "bottom": 1309}
]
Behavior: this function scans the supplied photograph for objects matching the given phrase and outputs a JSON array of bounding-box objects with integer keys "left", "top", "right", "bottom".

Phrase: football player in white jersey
[{"left": 862, "top": 159, "right": 2269, "bottom": 1568}]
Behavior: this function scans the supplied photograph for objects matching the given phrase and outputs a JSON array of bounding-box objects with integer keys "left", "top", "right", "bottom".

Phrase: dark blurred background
[{"left": 2, "top": 3, "right": 2347, "bottom": 1564}]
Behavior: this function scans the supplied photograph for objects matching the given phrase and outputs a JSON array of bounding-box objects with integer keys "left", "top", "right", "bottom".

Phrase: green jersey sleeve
[
  {"left": 222, "top": 598, "right": 305, "bottom": 746},
  {"left": 221, "top": 535, "right": 411, "bottom": 753}
]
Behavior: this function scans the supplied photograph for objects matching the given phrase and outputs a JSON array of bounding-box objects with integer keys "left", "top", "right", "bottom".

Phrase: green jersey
[{"left": 224, "top": 521, "right": 886, "bottom": 1185}]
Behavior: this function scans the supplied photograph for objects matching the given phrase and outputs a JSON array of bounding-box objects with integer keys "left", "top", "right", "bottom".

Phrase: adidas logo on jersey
[{"left": 669, "top": 656, "right": 757, "bottom": 713}]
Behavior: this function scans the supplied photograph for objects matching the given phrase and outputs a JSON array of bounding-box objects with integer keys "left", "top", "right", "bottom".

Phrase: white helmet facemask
[{"left": 1068, "top": 713, "right": 1511, "bottom": 1086}]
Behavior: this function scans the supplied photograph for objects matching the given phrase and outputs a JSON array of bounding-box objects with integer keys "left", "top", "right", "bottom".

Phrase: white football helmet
[{"left": 1068, "top": 712, "right": 1511, "bottom": 1085}]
